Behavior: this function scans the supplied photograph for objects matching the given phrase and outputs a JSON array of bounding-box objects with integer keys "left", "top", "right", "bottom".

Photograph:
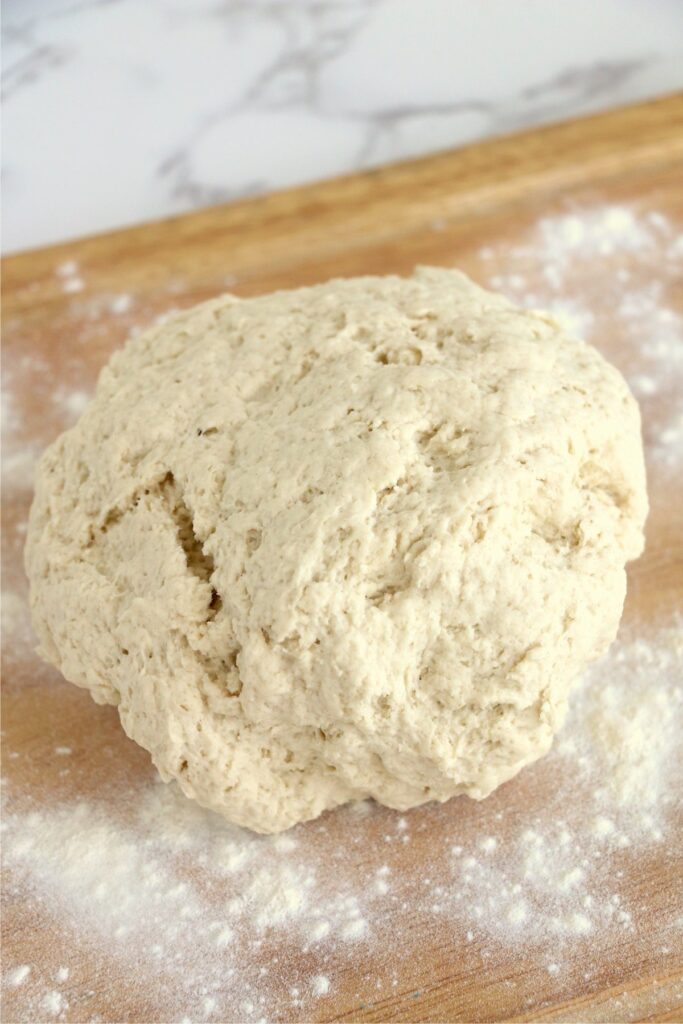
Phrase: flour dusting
[
  {"left": 480, "top": 204, "right": 683, "bottom": 473},
  {"left": 62, "top": 278, "right": 84, "bottom": 294},
  {"left": 42, "top": 990, "right": 65, "bottom": 1017},
  {"left": 311, "top": 974, "right": 330, "bottom": 996},
  {"left": 1, "top": 447, "right": 38, "bottom": 492},
  {"left": 1, "top": 590, "right": 36, "bottom": 653},
  {"left": 56, "top": 260, "right": 84, "bottom": 294},
  {"left": 3, "top": 199, "right": 682, "bottom": 1022},
  {"left": 572, "top": 628, "right": 683, "bottom": 819},
  {"left": 56, "top": 261, "right": 78, "bottom": 279},
  {"left": 3, "top": 617, "right": 681, "bottom": 1020},
  {"left": 537, "top": 207, "right": 656, "bottom": 259},
  {"left": 109, "top": 294, "right": 133, "bottom": 315},
  {"left": 53, "top": 388, "right": 91, "bottom": 421},
  {"left": 6, "top": 965, "right": 31, "bottom": 988}
]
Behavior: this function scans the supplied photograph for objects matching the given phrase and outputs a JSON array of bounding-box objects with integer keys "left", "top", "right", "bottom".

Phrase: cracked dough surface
[{"left": 25, "top": 268, "right": 647, "bottom": 832}]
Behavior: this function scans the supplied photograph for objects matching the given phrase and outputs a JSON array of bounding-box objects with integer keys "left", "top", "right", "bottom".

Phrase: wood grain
[
  {"left": 2, "top": 93, "right": 682, "bottom": 1024},
  {"left": 4, "top": 94, "right": 683, "bottom": 303}
]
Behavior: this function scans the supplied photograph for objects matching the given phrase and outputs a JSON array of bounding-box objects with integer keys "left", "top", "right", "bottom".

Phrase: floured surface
[
  {"left": 2, "top": 104, "right": 683, "bottom": 1023},
  {"left": 3, "top": 621, "right": 682, "bottom": 1024}
]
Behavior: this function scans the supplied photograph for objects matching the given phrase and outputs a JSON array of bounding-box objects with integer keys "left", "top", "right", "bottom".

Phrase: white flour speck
[
  {"left": 506, "top": 904, "right": 528, "bottom": 926},
  {"left": 42, "top": 990, "right": 64, "bottom": 1016},
  {"left": 54, "top": 388, "right": 91, "bottom": 421},
  {"left": 7, "top": 965, "right": 31, "bottom": 987},
  {"left": 56, "top": 261, "right": 78, "bottom": 279},
  {"left": 63, "top": 277, "right": 84, "bottom": 294},
  {"left": 309, "top": 920, "right": 330, "bottom": 941},
  {"left": 341, "top": 918, "right": 367, "bottom": 940},
  {"left": 564, "top": 912, "right": 592, "bottom": 935},
  {"left": 1, "top": 591, "right": 35, "bottom": 652},
  {"left": 311, "top": 975, "right": 330, "bottom": 996},
  {"left": 629, "top": 375, "right": 658, "bottom": 397},
  {"left": 591, "top": 816, "right": 616, "bottom": 838},
  {"left": 109, "top": 294, "right": 133, "bottom": 315},
  {"left": 1, "top": 448, "right": 38, "bottom": 492}
]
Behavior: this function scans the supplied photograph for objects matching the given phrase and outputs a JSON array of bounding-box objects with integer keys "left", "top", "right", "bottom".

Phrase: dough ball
[{"left": 25, "top": 268, "right": 647, "bottom": 832}]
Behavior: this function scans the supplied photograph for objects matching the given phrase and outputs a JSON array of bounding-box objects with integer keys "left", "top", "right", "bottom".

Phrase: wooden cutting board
[{"left": 2, "top": 94, "right": 682, "bottom": 1024}]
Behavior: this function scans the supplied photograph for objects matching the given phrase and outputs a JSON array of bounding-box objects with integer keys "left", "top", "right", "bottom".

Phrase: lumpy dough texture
[{"left": 26, "top": 268, "right": 648, "bottom": 833}]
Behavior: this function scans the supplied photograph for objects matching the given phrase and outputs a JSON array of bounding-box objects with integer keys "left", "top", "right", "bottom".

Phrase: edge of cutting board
[{"left": 3, "top": 92, "right": 683, "bottom": 306}]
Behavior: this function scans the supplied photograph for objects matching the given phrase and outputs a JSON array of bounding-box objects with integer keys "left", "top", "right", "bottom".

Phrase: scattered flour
[
  {"left": 1, "top": 384, "right": 21, "bottom": 436},
  {"left": 9, "top": 612, "right": 677, "bottom": 1012},
  {"left": 3, "top": 202, "right": 682, "bottom": 1021},
  {"left": 42, "top": 990, "right": 65, "bottom": 1016},
  {"left": 1, "top": 589, "right": 35, "bottom": 653},
  {"left": 2, "top": 778, "right": 372, "bottom": 1019},
  {"left": 56, "top": 261, "right": 78, "bottom": 279},
  {"left": 480, "top": 204, "right": 683, "bottom": 474},
  {"left": 243, "top": 866, "right": 311, "bottom": 928},
  {"left": 570, "top": 627, "right": 683, "bottom": 821},
  {"left": 430, "top": 619, "right": 677, "bottom": 946},
  {"left": 6, "top": 965, "right": 31, "bottom": 987},
  {"left": 311, "top": 974, "right": 330, "bottom": 996},
  {"left": 56, "top": 260, "right": 84, "bottom": 294},
  {"left": 591, "top": 816, "right": 616, "bottom": 839},
  {"left": 341, "top": 917, "right": 368, "bottom": 940},
  {"left": 2, "top": 800, "right": 206, "bottom": 944},
  {"left": 53, "top": 387, "right": 91, "bottom": 422},
  {"left": 62, "top": 277, "right": 84, "bottom": 294},
  {"left": 109, "top": 294, "right": 133, "bottom": 315},
  {"left": 538, "top": 301, "right": 594, "bottom": 339},
  {"left": 1, "top": 447, "right": 38, "bottom": 492},
  {"left": 537, "top": 207, "right": 656, "bottom": 260},
  {"left": 309, "top": 920, "right": 331, "bottom": 941}
]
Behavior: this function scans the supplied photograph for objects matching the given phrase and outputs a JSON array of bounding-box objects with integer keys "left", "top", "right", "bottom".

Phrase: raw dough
[{"left": 25, "top": 268, "right": 647, "bottom": 832}]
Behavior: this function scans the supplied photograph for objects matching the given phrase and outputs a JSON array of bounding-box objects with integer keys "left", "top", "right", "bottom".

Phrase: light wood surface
[{"left": 2, "top": 93, "right": 682, "bottom": 1024}]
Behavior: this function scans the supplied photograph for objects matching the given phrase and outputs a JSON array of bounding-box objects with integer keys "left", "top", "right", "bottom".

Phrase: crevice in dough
[
  {"left": 415, "top": 423, "right": 473, "bottom": 474},
  {"left": 367, "top": 583, "right": 403, "bottom": 605},
  {"left": 177, "top": 633, "right": 243, "bottom": 705},
  {"left": 162, "top": 475, "right": 214, "bottom": 581},
  {"left": 579, "top": 460, "right": 627, "bottom": 509},
  {"left": 373, "top": 346, "right": 423, "bottom": 365},
  {"left": 161, "top": 473, "right": 223, "bottom": 620}
]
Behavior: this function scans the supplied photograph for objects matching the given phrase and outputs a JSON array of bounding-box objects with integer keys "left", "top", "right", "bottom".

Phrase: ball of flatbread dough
[{"left": 26, "top": 268, "right": 647, "bottom": 832}]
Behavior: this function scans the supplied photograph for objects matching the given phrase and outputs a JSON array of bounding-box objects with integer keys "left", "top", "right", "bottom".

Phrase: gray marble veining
[{"left": 2, "top": 0, "right": 682, "bottom": 252}]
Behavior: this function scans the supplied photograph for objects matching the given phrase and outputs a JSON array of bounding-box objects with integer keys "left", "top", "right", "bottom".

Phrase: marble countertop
[{"left": 3, "top": 0, "right": 683, "bottom": 254}]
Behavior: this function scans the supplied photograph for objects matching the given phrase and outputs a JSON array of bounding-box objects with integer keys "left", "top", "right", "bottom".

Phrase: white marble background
[{"left": 3, "top": 0, "right": 683, "bottom": 254}]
